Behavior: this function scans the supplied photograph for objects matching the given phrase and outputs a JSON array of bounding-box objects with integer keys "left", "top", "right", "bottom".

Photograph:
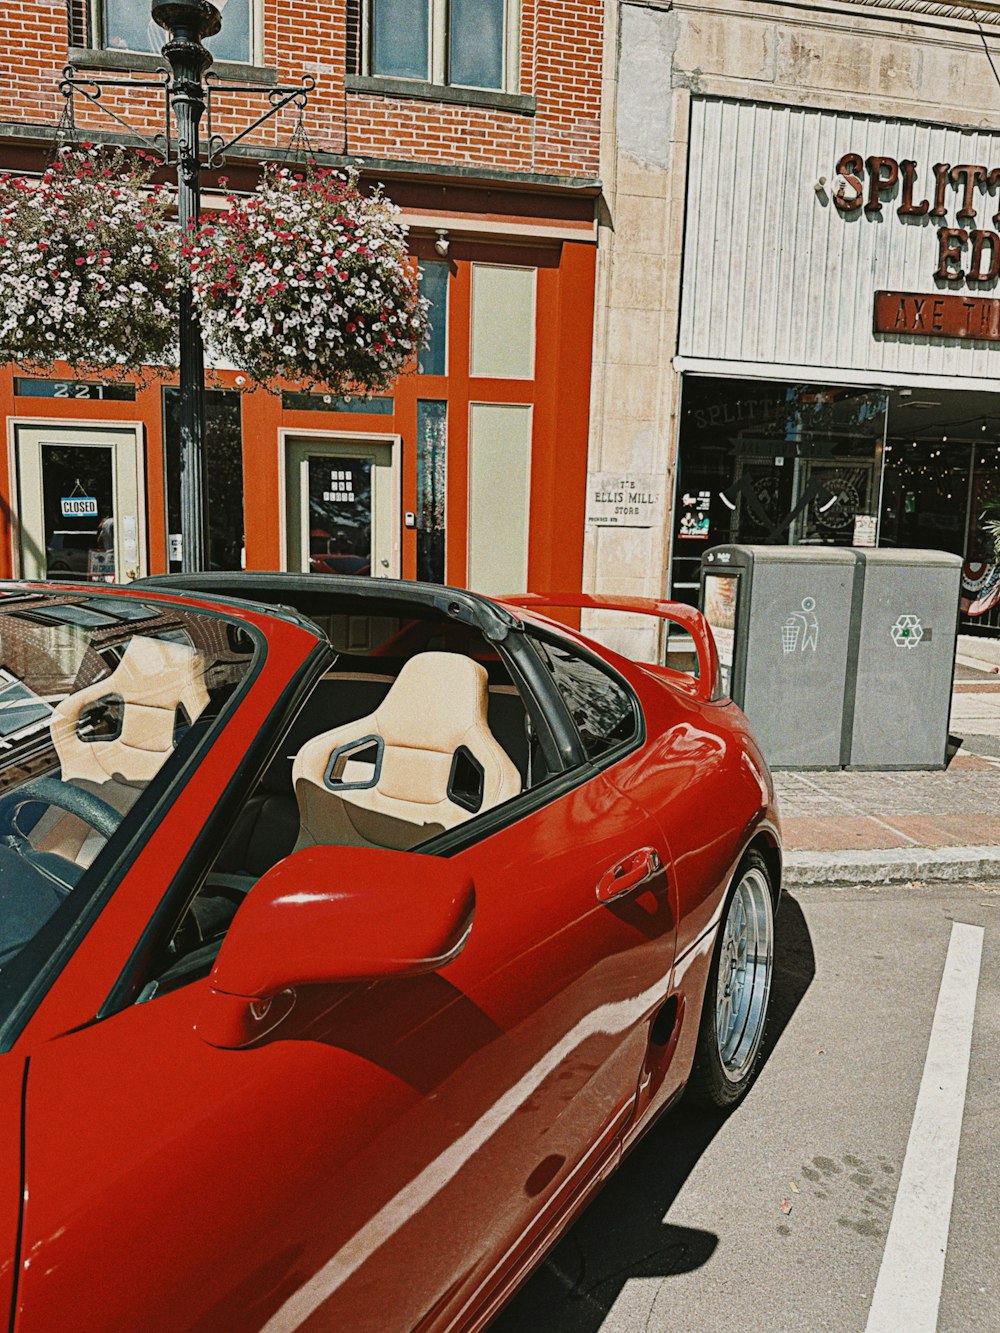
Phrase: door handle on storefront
[{"left": 596, "top": 848, "right": 662, "bottom": 903}]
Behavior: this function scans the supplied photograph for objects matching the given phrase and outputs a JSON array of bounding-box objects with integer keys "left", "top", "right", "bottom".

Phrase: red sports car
[{"left": 0, "top": 574, "right": 780, "bottom": 1332}]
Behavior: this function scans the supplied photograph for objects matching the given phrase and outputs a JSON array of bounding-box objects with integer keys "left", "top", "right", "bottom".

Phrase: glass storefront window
[
  {"left": 163, "top": 389, "right": 245, "bottom": 572},
  {"left": 878, "top": 441, "right": 968, "bottom": 556},
  {"left": 307, "top": 457, "right": 373, "bottom": 576},
  {"left": 38, "top": 444, "right": 115, "bottom": 582},
  {"left": 673, "top": 377, "right": 888, "bottom": 602},
  {"left": 418, "top": 261, "right": 449, "bottom": 376},
  {"left": 416, "top": 400, "right": 447, "bottom": 583},
  {"left": 674, "top": 376, "right": 1000, "bottom": 635},
  {"left": 879, "top": 389, "right": 1000, "bottom": 632}
]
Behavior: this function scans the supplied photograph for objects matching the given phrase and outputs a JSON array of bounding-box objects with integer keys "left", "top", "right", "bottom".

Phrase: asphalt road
[{"left": 492, "top": 883, "right": 1000, "bottom": 1333}]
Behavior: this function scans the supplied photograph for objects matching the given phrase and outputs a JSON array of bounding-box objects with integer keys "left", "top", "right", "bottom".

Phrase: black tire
[{"left": 687, "top": 849, "right": 776, "bottom": 1111}]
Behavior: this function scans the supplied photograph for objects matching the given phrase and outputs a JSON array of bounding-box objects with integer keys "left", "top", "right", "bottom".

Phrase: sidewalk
[{"left": 778, "top": 636, "right": 1000, "bottom": 887}]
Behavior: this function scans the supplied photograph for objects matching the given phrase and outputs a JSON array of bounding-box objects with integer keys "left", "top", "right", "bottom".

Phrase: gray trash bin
[
  {"left": 699, "top": 545, "right": 961, "bottom": 769},
  {"left": 700, "top": 546, "right": 860, "bottom": 768},
  {"left": 848, "top": 549, "right": 961, "bottom": 770}
]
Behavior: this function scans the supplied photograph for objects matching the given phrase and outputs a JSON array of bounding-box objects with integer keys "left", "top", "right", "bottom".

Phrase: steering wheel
[{"left": 0, "top": 775, "right": 123, "bottom": 844}]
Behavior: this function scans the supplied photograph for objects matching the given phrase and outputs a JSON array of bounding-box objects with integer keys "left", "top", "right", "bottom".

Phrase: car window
[
  {"left": 0, "top": 592, "right": 260, "bottom": 991},
  {"left": 527, "top": 632, "right": 640, "bottom": 762}
]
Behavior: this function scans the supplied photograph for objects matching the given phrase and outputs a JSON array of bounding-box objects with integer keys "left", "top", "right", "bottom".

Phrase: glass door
[
  {"left": 14, "top": 424, "right": 146, "bottom": 583},
  {"left": 285, "top": 436, "right": 398, "bottom": 577}
]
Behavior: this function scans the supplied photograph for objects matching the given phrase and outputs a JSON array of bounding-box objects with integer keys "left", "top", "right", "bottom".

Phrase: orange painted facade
[{"left": 0, "top": 1, "right": 602, "bottom": 591}]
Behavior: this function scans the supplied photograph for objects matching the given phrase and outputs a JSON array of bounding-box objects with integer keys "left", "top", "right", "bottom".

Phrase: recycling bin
[
  {"left": 700, "top": 546, "right": 860, "bottom": 768},
  {"left": 699, "top": 545, "right": 961, "bottom": 769},
  {"left": 847, "top": 549, "right": 962, "bottom": 769}
]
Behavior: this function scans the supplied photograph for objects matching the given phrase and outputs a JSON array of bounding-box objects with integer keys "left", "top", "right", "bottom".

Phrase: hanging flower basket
[
  {"left": 0, "top": 145, "right": 177, "bottom": 376},
  {"left": 189, "top": 164, "right": 428, "bottom": 394}
]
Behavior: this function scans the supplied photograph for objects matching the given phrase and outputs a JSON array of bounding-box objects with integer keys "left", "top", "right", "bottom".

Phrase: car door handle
[{"left": 597, "top": 847, "right": 663, "bottom": 903}]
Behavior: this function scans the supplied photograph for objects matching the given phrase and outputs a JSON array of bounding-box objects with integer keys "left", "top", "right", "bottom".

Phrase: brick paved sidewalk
[{"left": 775, "top": 752, "right": 1000, "bottom": 855}]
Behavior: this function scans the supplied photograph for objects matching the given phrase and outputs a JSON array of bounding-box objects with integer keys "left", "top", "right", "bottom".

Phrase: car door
[{"left": 10, "top": 664, "right": 676, "bottom": 1332}]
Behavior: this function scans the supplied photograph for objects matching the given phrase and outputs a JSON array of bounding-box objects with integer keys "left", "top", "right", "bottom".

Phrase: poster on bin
[{"left": 703, "top": 572, "right": 739, "bottom": 696}]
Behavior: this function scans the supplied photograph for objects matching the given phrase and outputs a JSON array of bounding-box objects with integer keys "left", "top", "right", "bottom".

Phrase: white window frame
[
  {"left": 95, "top": 0, "right": 262, "bottom": 66},
  {"left": 363, "top": 0, "right": 521, "bottom": 93}
]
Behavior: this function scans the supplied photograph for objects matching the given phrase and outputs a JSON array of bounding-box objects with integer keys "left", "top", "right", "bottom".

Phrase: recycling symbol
[{"left": 890, "top": 614, "right": 923, "bottom": 649}]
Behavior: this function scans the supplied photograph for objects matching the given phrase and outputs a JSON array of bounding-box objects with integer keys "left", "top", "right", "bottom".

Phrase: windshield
[{"left": 0, "top": 590, "right": 260, "bottom": 980}]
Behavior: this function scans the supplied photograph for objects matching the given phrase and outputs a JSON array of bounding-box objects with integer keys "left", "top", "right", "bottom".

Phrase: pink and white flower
[
  {"left": 0, "top": 145, "right": 177, "bottom": 376},
  {"left": 189, "top": 164, "right": 428, "bottom": 394}
]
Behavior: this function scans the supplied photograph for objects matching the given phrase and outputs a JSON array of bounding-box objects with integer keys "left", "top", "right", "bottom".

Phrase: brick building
[{"left": 0, "top": 0, "right": 602, "bottom": 593}]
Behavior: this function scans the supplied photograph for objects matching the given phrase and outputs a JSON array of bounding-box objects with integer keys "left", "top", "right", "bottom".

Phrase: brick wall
[
  {"left": 0, "top": 0, "right": 68, "bottom": 128},
  {"left": 0, "top": 1, "right": 601, "bottom": 180}
]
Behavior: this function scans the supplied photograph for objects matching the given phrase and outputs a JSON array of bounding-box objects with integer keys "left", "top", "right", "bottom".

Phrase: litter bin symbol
[{"left": 782, "top": 597, "right": 819, "bottom": 655}]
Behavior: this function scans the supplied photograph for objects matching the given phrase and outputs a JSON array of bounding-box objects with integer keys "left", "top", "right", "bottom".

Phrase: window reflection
[
  {"left": 675, "top": 376, "right": 1000, "bottom": 637},
  {"left": 417, "top": 401, "right": 447, "bottom": 583},
  {"left": 674, "top": 378, "right": 888, "bottom": 602},
  {"left": 163, "top": 389, "right": 245, "bottom": 572}
]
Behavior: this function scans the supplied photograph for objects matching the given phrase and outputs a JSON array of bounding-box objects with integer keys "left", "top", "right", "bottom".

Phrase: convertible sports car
[{"left": 0, "top": 574, "right": 780, "bottom": 1332}]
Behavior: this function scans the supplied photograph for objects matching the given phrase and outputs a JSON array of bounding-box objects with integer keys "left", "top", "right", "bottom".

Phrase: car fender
[{"left": 0, "top": 1057, "right": 26, "bottom": 1329}]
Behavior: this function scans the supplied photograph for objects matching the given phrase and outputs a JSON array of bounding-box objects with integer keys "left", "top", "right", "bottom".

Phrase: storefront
[
  {"left": 671, "top": 95, "right": 1000, "bottom": 634},
  {"left": 673, "top": 378, "right": 1000, "bottom": 632},
  {"left": 0, "top": 179, "right": 598, "bottom": 597},
  {"left": 585, "top": 1, "right": 1000, "bottom": 662}
]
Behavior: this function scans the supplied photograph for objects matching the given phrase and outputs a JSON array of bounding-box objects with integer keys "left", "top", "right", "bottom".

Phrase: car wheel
[{"left": 687, "top": 849, "right": 775, "bottom": 1110}]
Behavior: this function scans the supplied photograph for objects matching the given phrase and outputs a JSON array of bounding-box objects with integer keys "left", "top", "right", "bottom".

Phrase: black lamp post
[{"left": 152, "top": 2, "right": 220, "bottom": 573}]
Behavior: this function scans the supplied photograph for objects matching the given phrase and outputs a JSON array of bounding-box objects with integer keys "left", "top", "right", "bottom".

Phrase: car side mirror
[{"left": 197, "top": 844, "right": 475, "bottom": 1049}]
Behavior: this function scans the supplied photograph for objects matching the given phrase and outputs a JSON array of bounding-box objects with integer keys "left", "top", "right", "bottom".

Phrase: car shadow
[{"left": 491, "top": 892, "right": 816, "bottom": 1332}]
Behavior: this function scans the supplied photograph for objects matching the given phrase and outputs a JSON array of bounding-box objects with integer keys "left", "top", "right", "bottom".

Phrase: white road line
[{"left": 865, "top": 920, "right": 985, "bottom": 1333}]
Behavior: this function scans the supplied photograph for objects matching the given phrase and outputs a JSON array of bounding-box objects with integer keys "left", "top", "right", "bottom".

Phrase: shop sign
[
  {"left": 323, "top": 469, "right": 356, "bottom": 503},
  {"left": 586, "top": 473, "right": 660, "bottom": 527},
  {"left": 60, "top": 496, "right": 98, "bottom": 518},
  {"left": 832, "top": 152, "right": 1000, "bottom": 336},
  {"left": 874, "top": 291, "right": 1000, "bottom": 341},
  {"left": 833, "top": 153, "right": 1000, "bottom": 283}
]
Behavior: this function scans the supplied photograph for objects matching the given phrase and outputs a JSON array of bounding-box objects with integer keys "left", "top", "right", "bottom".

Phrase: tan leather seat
[
  {"left": 292, "top": 651, "right": 522, "bottom": 852},
  {"left": 30, "top": 636, "right": 210, "bottom": 866}
]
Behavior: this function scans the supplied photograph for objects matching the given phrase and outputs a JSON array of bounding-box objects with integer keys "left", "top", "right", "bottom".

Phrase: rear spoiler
[{"left": 500, "top": 593, "right": 721, "bottom": 704}]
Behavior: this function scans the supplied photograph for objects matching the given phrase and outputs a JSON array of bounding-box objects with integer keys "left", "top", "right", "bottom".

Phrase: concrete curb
[{"left": 784, "top": 845, "right": 1000, "bottom": 887}]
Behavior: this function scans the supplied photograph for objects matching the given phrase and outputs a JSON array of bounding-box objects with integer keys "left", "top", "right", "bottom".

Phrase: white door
[
  {"left": 285, "top": 436, "right": 398, "bottom": 577},
  {"left": 13, "top": 423, "right": 146, "bottom": 583}
]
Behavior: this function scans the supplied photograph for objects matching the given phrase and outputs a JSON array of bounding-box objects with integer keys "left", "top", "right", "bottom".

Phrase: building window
[
  {"left": 672, "top": 377, "right": 889, "bottom": 606},
  {"left": 368, "top": 0, "right": 519, "bottom": 92},
  {"left": 418, "top": 261, "right": 449, "bottom": 376},
  {"left": 163, "top": 388, "right": 245, "bottom": 572},
  {"left": 416, "top": 401, "right": 447, "bottom": 583},
  {"left": 98, "top": 0, "right": 256, "bottom": 65}
]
